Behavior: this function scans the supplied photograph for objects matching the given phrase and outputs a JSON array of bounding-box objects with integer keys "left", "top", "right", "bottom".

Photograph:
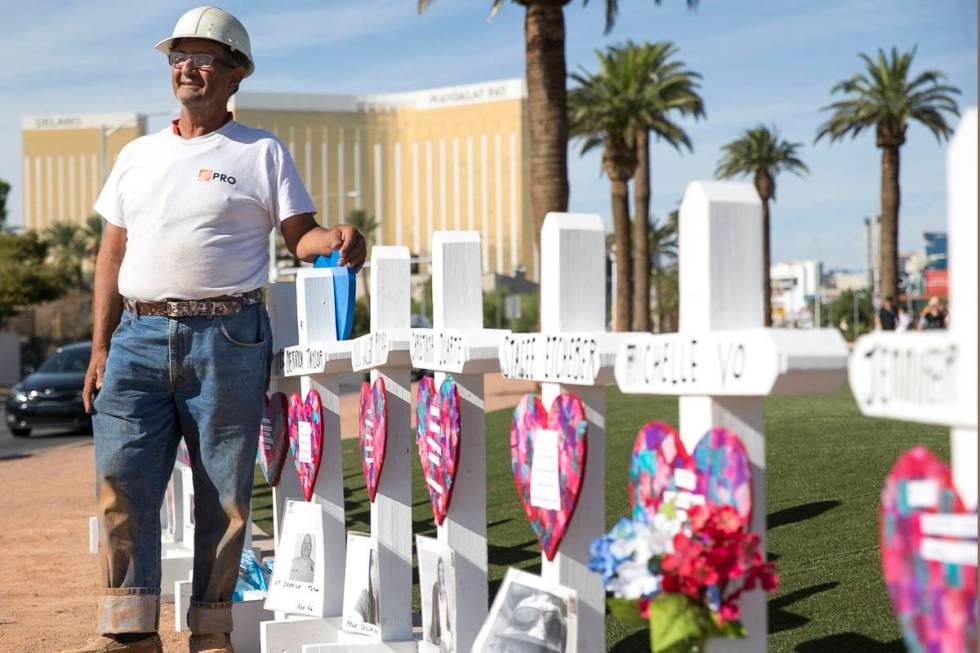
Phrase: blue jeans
[{"left": 92, "top": 302, "right": 272, "bottom": 634}]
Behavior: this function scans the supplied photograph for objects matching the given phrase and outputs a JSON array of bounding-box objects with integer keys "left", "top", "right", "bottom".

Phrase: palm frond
[{"left": 816, "top": 46, "right": 960, "bottom": 146}]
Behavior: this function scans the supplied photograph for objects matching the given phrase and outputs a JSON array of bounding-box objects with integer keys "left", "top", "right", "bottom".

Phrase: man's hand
[
  {"left": 281, "top": 214, "right": 368, "bottom": 271},
  {"left": 329, "top": 224, "right": 367, "bottom": 270},
  {"left": 83, "top": 347, "right": 108, "bottom": 414}
]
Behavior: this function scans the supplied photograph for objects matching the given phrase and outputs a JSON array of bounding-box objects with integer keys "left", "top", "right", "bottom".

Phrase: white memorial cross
[
  {"left": 849, "top": 110, "right": 977, "bottom": 514},
  {"left": 348, "top": 246, "right": 414, "bottom": 643},
  {"left": 409, "top": 231, "right": 509, "bottom": 652},
  {"left": 497, "top": 212, "right": 624, "bottom": 653},
  {"left": 614, "top": 181, "right": 849, "bottom": 652},
  {"left": 261, "top": 270, "right": 354, "bottom": 650}
]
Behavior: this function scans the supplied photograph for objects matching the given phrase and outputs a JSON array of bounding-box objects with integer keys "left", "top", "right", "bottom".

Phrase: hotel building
[{"left": 21, "top": 79, "right": 533, "bottom": 276}]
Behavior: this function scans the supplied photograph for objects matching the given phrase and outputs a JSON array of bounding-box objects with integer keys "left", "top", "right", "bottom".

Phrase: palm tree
[
  {"left": 716, "top": 125, "right": 808, "bottom": 326},
  {"left": 417, "top": 0, "right": 696, "bottom": 269},
  {"left": 45, "top": 222, "right": 87, "bottom": 288},
  {"left": 569, "top": 47, "right": 651, "bottom": 330},
  {"left": 625, "top": 41, "right": 704, "bottom": 331},
  {"left": 648, "top": 209, "right": 678, "bottom": 332},
  {"left": 345, "top": 208, "right": 381, "bottom": 305},
  {"left": 82, "top": 215, "right": 103, "bottom": 258},
  {"left": 816, "top": 47, "right": 959, "bottom": 303}
]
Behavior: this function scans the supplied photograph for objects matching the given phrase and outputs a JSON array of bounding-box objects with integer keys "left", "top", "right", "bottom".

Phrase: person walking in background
[
  {"left": 65, "top": 7, "right": 365, "bottom": 653},
  {"left": 895, "top": 304, "right": 913, "bottom": 331},
  {"left": 918, "top": 296, "right": 949, "bottom": 330},
  {"left": 875, "top": 296, "right": 898, "bottom": 331}
]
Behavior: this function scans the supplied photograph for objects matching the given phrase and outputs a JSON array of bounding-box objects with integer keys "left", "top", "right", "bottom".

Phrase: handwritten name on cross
[
  {"left": 615, "top": 181, "right": 848, "bottom": 653},
  {"left": 497, "top": 212, "right": 623, "bottom": 653},
  {"left": 409, "top": 231, "right": 509, "bottom": 652}
]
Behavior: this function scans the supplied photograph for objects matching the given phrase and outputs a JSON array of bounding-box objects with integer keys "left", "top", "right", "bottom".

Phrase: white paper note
[
  {"left": 261, "top": 421, "right": 273, "bottom": 449},
  {"left": 298, "top": 421, "right": 313, "bottom": 464},
  {"left": 905, "top": 480, "right": 939, "bottom": 508},
  {"left": 530, "top": 429, "right": 561, "bottom": 511}
]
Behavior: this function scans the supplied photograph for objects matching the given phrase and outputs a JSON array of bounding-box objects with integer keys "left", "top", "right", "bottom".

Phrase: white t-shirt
[{"left": 95, "top": 120, "right": 315, "bottom": 301}]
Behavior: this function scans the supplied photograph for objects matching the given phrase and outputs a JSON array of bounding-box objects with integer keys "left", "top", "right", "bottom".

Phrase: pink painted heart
[
  {"left": 288, "top": 389, "right": 323, "bottom": 501},
  {"left": 880, "top": 446, "right": 977, "bottom": 653},
  {"left": 415, "top": 375, "right": 462, "bottom": 525},
  {"left": 359, "top": 378, "right": 388, "bottom": 502},
  {"left": 510, "top": 393, "right": 587, "bottom": 561},
  {"left": 629, "top": 423, "right": 752, "bottom": 524},
  {"left": 257, "top": 392, "right": 289, "bottom": 487}
]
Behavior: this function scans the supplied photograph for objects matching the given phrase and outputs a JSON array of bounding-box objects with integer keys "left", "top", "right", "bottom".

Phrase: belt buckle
[{"left": 166, "top": 301, "right": 181, "bottom": 318}]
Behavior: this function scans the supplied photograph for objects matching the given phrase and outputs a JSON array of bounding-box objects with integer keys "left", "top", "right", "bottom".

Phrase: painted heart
[
  {"left": 880, "top": 446, "right": 977, "bottom": 653},
  {"left": 288, "top": 389, "right": 324, "bottom": 501},
  {"left": 359, "top": 378, "right": 388, "bottom": 502},
  {"left": 629, "top": 423, "right": 752, "bottom": 524},
  {"left": 257, "top": 392, "right": 290, "bottom": 487},
  {"left": 415, "top": 375, "right": 462, "bottom": 525},
  {"left": 510, "top": 393, "right": 588, "bottom": 561}
]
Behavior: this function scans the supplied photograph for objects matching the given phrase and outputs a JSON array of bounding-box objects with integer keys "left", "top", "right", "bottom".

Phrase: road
[
  {"left": 0, "top": 402, "right": 93, "bottom": 459},
  {"left": 0, "top": 373, "right": 367, "bottom": 460}
]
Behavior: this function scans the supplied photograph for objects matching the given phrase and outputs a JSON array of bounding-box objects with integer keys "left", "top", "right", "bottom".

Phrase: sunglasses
[{"left": 168, "top": 52, "right": 235, "bottom": 70}]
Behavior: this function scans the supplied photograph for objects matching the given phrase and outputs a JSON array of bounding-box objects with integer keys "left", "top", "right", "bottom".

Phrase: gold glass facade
[
  {"left": 20, "top": 113, "right": 146, "bottom": 231},
  {"left": 20, "top": 80, "right": 532, "bottom": 275},
  {"left": 230, "top": 79, "right": 532, "bottom": 274}
]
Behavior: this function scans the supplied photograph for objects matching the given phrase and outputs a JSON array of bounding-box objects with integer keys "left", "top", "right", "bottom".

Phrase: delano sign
[
  {"left": 498, "top": 332, "right": 624, "bottom": 385},
  {"left": 615, "top": 329, "right": 847, "bottom": 396}
]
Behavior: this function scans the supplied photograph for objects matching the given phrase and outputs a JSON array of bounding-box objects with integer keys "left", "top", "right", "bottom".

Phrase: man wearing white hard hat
[{"left": 65, "top": 7, "right": 366, "bottom": 653}]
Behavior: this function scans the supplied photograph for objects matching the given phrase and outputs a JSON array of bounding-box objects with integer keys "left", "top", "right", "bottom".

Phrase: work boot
[
  {"left": 189, "top": 633, "right": 235, "bottom": 653},
  {"left": 58, "top": 634, "right": 163, "bottom": 653}
]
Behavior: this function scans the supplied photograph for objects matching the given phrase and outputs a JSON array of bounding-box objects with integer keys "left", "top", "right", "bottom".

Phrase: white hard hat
[{"left": 155, "top": 6, "right": 254, "bottom": 77}]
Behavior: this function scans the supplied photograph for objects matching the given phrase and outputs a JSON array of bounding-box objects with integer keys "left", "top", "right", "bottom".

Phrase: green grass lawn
[{"left": 252, "top": 384, "right": 948, "bottom": 651}]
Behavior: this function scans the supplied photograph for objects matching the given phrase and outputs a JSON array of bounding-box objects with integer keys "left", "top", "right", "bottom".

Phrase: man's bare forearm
[{"left": 91, "top": 248, "right": 123, "bottom": 352}]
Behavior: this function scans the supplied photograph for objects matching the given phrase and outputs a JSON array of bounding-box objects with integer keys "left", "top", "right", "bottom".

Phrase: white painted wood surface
[
  {"left": 849, "top": 109, "right": 977, "bottom": 509},
  {"left": 616, "top": 328, "right": 847, "bottom": 396},
  {"left": 507, "top": 212, "right": 610, "bottom": 653},
  {"left": 261, "top": 270, "right": 351, "bottom": 649},
  {"left": 611, "top": 181, "right": 845, "bottom": 652},
  {"left": 677, "top": 181, "right": 770, "bottom": 653},
  {"left": 297, "top": 268, "right": 349, "bottom": 618},
  {"left": 414, "top": 231, "right": 499, "bottom": 652},
  {"left": 363, "top": 246, "right": 414, "bottom": 643}
]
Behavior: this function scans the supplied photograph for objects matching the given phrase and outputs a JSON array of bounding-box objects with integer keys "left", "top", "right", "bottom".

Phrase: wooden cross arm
[
  {"left": 498, "top": 332, "right": 628, "bottom": 386},
  {"left": 849, "top": 331, "right": 977, "bottom": 429},
  {"left": 615, "top": 328, "right": 848, "bottom": 396},
  {"left": 272, "top": 341, "right": 353, "bottom": 377},
  {"left": 350, "top": 328, "right": 412, "bottom": 371},
  {"left": 410, "top": 328, "right": 510, "bottom": 374}
]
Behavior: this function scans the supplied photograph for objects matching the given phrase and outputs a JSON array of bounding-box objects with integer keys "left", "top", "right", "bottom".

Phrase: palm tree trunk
[
  {"left": 631, "top": 128, "right": 651, "bottom": 332},
  {"left": 611, "top": 177, "right": 632, "bottom": 331},
  {"left": 762, "top": 198, "right": 772, "bottom": 327},
  {"left": 523, "top": 0, "right": 570, "bottom": 264},
  {"left": 879, "top": 145, "right": 900, "bottom": 302}
]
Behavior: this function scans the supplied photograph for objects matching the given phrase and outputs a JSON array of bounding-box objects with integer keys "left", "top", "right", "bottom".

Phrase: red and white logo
[{"left": 197, "top": 169, "right": 236, "bottom": 185}]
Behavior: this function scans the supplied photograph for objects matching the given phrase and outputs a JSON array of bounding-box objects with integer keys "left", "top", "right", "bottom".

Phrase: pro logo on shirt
[{"left": 197, "top": 168, "right": 237, "bottom": 185}]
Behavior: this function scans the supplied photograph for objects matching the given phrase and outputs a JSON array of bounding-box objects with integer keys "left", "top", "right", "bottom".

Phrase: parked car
[{"left": 5, "top": 341, "right": 92, "bottom": 438}]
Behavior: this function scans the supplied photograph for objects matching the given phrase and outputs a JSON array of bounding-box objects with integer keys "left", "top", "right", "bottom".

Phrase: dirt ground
[{"left": 0, "top": 374, "right": 534, "bottom": 653}]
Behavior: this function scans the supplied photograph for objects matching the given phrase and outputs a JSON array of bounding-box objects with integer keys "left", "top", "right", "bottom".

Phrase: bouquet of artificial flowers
[{"left": 590, "top": 500, "right": 777, "bottom": 653}]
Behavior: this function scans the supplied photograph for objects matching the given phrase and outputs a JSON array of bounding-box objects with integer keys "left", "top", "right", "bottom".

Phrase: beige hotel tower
[{"left": 21, "top": 79, "right": 533, "bottom": 276}]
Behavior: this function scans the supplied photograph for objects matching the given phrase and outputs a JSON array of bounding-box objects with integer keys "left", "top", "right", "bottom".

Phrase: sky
[{"left": 1, "top": 0, "right": 976, "bottom": 270}]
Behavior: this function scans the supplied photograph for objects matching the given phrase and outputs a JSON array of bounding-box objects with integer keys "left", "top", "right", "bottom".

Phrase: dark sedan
[{"left": 5, "top": 341, "right": 92, "bottom": 437}]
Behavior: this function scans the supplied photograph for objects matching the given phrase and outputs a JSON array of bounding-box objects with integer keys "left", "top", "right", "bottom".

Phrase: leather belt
[{"left": 124, "top": 289, "right": 263, "bottom": 319}]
